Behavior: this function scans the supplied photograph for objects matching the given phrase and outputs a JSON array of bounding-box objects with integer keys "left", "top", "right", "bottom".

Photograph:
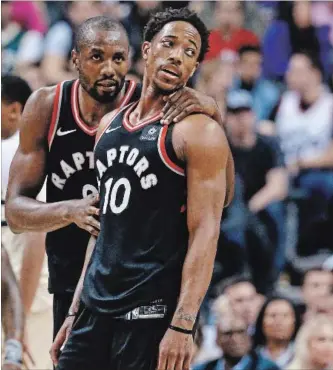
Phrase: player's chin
[{"left": 154, "top": 79, "right": 182, "bottom": 96}]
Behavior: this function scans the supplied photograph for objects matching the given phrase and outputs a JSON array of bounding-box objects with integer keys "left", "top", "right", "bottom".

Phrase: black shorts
[
  {"left": 56, "top": 302, "right": 170, "bottom": 370},
  {"left": 53, "top": 293, "right": 74, "bottom": 339}
]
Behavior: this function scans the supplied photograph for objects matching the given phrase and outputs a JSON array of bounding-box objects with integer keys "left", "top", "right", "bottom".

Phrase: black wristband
[
  {"left": 66, "top": 312, "right": 77, "bottom": 318},
  {"left": 169, "top": 324, "right": 193, "bottom": 335}
]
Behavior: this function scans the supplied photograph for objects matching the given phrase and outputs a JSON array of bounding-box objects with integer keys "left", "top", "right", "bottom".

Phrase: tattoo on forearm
[{"left": 175, "top": 308, "right": 196, "bottom": 323}]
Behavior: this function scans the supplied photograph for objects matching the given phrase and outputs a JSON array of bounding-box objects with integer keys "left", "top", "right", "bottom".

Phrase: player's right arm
[
  {"left": 5, "top": 87, "right": 100, "bottom": 235},
  {"left": 50, "top": 235, "right": 96, "bottom": 365}
]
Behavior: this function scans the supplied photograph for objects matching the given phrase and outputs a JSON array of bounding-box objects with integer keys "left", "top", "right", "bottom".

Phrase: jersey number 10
[{"left": 102, "top": 177, "right": 131, "bottom": 215}]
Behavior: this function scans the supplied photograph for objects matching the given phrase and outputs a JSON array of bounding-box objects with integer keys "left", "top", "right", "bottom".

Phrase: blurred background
[{"left": 2, "top": 1, "right": 333, "bottom": 369}]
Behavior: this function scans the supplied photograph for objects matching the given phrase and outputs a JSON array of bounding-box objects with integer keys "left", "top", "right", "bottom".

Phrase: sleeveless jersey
[
  {"left": 46, "top": 79, "right": 139, "bottom": 293},
  {"left": 82, "top": 101, "right": 188, "bottom": 315}
]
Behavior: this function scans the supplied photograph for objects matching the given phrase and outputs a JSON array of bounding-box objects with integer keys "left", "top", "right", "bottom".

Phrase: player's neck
[
  {"left": 78, "top": 83, "right": 126, "bottom": 127},
  {"left": 131, "top": 77, "right": 164, "bottom": 124}
]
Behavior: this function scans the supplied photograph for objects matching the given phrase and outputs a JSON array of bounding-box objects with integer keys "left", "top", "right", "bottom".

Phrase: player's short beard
[{"left": 79, "top": 73, "right": 125, "bottom": 104}]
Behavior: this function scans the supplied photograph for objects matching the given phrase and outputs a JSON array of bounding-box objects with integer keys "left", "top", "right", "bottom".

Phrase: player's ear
[
  {"left": 71, "top": 49, "right": 79, "bottom": 71},
  {"left": 142, "top": 41, "right": 151, "bottom": 61}
]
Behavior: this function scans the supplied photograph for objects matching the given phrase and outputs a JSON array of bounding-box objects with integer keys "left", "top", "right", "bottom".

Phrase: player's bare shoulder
[
  {"left": 172, "top": 114, "right": 234, "bottom": 206},
  {"left": 20, "top": 84, "right": 59, "bottom": 142},
  {"left": 172, "top": 114, "right": 229, "bottom": 158}
]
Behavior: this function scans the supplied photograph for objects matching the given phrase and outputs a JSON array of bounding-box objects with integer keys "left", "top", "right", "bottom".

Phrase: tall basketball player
[
  {"left": 54, "top": 8, "right": 234, "bottom": 370},
  {"left": 5, "top": 16, "right": 224, "bottom": 343}
]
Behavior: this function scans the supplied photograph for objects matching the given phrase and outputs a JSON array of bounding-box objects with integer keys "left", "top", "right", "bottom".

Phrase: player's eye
[
  {"left": 162, "top": 40, "right": 173, "bottom": 48},
  {"left": 185, "top": 48, "right": 195, "bottom": 57},
  {"left": 113, "top": 54, "right": 125, "bottom": 63},
  {"left": 92, "top": 54, "right": 102, "bottom": 61}
]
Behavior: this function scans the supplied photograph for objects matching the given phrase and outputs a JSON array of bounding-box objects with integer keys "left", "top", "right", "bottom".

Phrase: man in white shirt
[
  {"left": 2, "top": 75, "right": 52, "bottom": 369},
  {"left": 276, "top": 52, "right": 333, "bottom": 252}
]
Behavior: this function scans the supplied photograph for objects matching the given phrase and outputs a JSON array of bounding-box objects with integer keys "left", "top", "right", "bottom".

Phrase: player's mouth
[
  {"left": 97, "top": 80, "right": 118, "bottom": 92},
  {"left": 160, "top": 65, "right": 181, "bottom": 79}
]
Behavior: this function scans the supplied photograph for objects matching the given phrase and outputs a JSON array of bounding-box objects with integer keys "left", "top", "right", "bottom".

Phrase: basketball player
[
  {"left": 5, "top": 15, "right": 224, "bottom": 342},
  {"left": 54, "top": 8, "right": 234, "bottom": 370}
]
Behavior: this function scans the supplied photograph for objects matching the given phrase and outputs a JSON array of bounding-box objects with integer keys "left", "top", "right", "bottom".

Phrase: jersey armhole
[
  {"left": 157, "top": 125, "right": 185, "bottom": 176},
  {"left": 48, "top": 82, "right": 63, "bottom": 150}
]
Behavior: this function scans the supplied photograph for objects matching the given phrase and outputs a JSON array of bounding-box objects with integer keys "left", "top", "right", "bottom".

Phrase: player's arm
[
  {"left": 157, "top": 116, "right": 232, "bottom": 370},
  {"left": 50, "top": 235, "right": 96, "bottom": 366},
  {"left": 5, "top": 88, "right": 99, "bottom": 235}
]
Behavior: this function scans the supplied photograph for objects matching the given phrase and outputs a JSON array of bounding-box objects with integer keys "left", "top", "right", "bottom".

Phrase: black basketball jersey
[
  {"left": 46, "top": 79, "right": 139, "bottom": 293},
  {"left": 82, "top": 101, "right": 189, "bottom": 316}
]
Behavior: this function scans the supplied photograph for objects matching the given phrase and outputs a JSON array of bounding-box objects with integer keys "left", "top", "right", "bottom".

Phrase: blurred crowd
[{"left": 2, "top": 1, "right": 333, "bottom": 369}]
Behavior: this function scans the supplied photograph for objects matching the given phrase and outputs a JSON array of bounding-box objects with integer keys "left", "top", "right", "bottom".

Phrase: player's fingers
[
  {"left": 50, "top": 332, "right": 65, "bottom": 365},
  {"left": 182, "top": 353, "right": 191, "bottom": 370},
  {"left": 165, "top": 353, "right": 177, "bottom": 370},
  {"left": 86, "top": 225, "right": 99, "bottom": 237},
  {"left": 162, "top": 96, "right": 188, "bottom": 124},
  {"left": 88, "top": 206, "right": 100, "bottom": 216},
  {"left": 87, "top": 193, "right": 99, "bottom": 204},
  {"left": 173, "top": 104, "right": 202, "bottom": 123},
  {"left": 87, "top": 216, "right": 100, "bottom": 230},
  {"left": 156, "top": 348, "right": 167, "bottom": 370},
  {"left": 162, "top": 91, "right": 182, "bottom": 112}
]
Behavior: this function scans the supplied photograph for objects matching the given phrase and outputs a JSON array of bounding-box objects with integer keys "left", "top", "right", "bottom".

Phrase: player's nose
[
  {"left": 168, "top": 47, "right": 183, "bottom": 66},
  {"left": 101, "top": 59, "right": 116, "bottom": 77}
]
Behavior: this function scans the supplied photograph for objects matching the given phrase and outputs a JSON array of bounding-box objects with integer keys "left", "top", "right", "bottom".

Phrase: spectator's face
[
  {"left": 239, "top": 51, "right": 262, "bottom": 83},
  {"left": 293, "top": 1, "right": 311, "bottom": 29},
  {"left": 73, "top": 29, "right": 130, "bottom": 103},
  {"left": 142, "top": 21, "right": 200, "bottom": 95},
  {"left": 217, "top": 317, "right": 251, "bottom": 358},
  {"left": 68, "top": 2, "right": 101, "bottom": 26},
  {"left": 1, "top": 100, "right": 21, "bottom": 138},
  {"left": 263, "top": 300, "right": 296, "bottom": 342},
  {"left": 225, "top": 282, "right": 258, "bottom": 326},
  {"left": 216, "top": 1, "right": 243, "bottom": 31},
  {"left": 308, "top": 324, "right": 333, "bottom": 369},
  {"left": 303, "top": 270, "right": 333, "bottom": 308},
  {"left": 286, "top": 54, "right": 317, "bottom": 92},
  {"left": 226, "top": 109, "right": 255, "bottom": 146},
  {"left": 137, "top": 1, "right": 160, "bottom": 12},
  {"left": 1, "top": 2, "right": 12, "bottom": 28}
]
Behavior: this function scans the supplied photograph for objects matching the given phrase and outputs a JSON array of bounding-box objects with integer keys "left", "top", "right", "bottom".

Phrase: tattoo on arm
[{"left": 175, "top": 308, "right": 197, "bottom": 323}]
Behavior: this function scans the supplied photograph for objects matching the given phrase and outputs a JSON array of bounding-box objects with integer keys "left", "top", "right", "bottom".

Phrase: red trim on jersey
[
  {"left": 158, "top": 125, "right": 185, "bottom": 176},
  {"left": 94, "top": 103, "right": 131, "bottom": 149},
  {"left": 122, "top": 101, "right": 162, "bottom": 132},
  {"left": 48, "top": 82, "right": 62, "bottom": 149},
  {"left": 180, "top": 204, "right": 186, "bottom": 213},
  {"left": 71, "top": 79, "right": 137, "bottom": 136}
]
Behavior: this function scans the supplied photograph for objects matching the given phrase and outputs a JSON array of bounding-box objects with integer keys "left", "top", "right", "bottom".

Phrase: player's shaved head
[{"left": 74, "top": 16, "right": 129, "bottom": 52}]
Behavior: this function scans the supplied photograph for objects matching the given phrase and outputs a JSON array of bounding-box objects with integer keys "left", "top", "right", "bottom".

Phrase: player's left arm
[
  {"left": 157, "top": 115, "right": 231, "bottom": 370},
  {"left": 161, "top": 87, "right": 224, "bottom": 127}
]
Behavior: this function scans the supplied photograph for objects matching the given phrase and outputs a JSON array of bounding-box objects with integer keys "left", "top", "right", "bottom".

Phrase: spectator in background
[
  {"left": 194, "top": 313, "right": 280, "bottom": 370},
  {"left": 274, "top": 52, "right": 333, "bottom": 253},
  {"left": 1, "top": 1, "right": 44, "bottom": 86},
  {"left": 2, "top": 75, "right": 51, "bottom": 369},
  {"left": 231, "top": 45, "right": 280, "bottom": 121},
  {"left": 196, "top": 50, "right": 238, "bottom": 122},
  {"left": 122, "top": 1, "right": 161, "bottom": 76},
  {"left": 2, "top": 246, "right": 25, "bottom": 370},
  {"left": 302, "top": 268, "right": 333, "bottom": 320},
  {"left": 286, "top": 314, "right": 333, "bottom": 370},
  {"left": 253, "top": 297, "right": 301, "bottom": 368},
  {"left": 218, "top": 276, "right": 262, "bottom": 331},
  {"left": 41, "top": 1, "right": 101, "bottom": 85},
  {"left": 223, "top": 91, "right": 288, "bottom": 292},
  {"left": 205, "top": 1, "right": 259, "bottom": 61},
  {"left": 262, "top": 1, "right": 332, "bottom": 81}
]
